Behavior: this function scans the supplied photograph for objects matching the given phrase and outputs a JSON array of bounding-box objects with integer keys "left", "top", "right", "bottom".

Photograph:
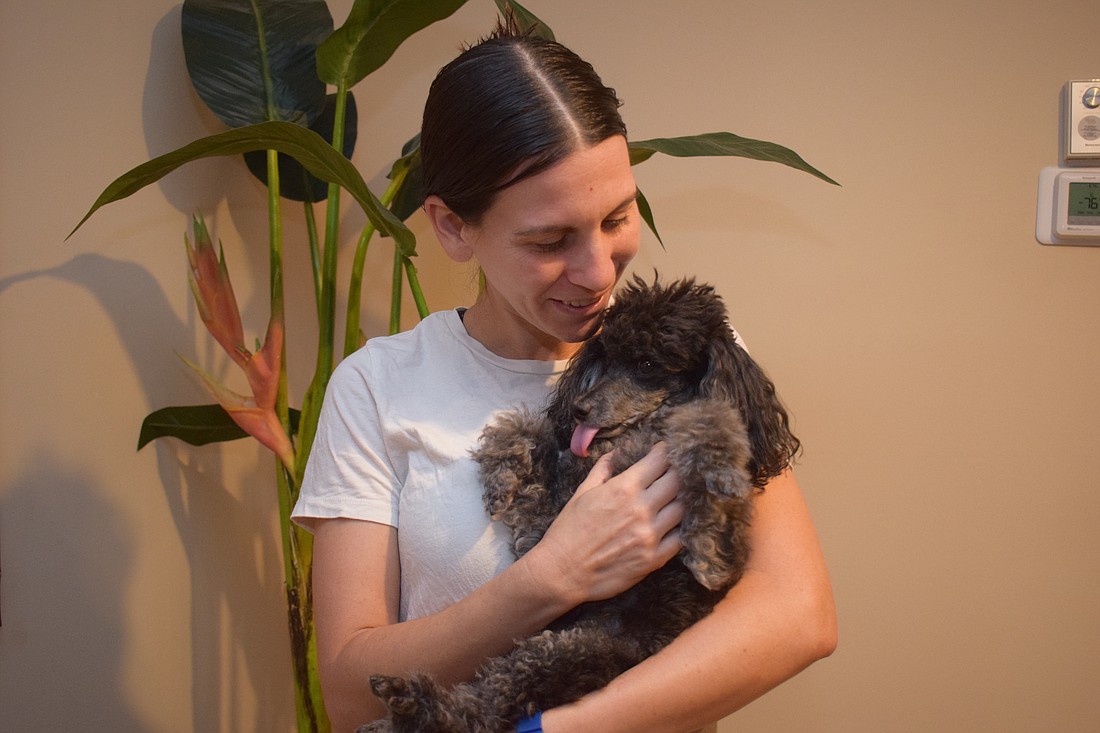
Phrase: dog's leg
[
  {"left": 474, "top": 410, "right": 567, "bottom": 556},
  {"left": 480, "top": 625, "right": 647, "bottom": 714},
  {"left": 445, "top": 626, "right": 648, "bottom": 731},
  {"left": 363, "top": 672, "right": 509, "bottom": 733},
  {"left": 663, "top": 401, "right": 755, "bottom": 591},
  {"left": 364, "top": 625, "right": 647, "bottom": 733}
]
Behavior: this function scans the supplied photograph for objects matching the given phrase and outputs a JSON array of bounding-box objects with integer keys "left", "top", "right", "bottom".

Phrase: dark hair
[{"left": 420, "top": 24, "right": 627, "bottom": 223}]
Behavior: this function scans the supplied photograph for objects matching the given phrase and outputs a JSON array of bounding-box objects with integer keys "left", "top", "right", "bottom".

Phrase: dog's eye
[{"left": 639, "top": 361, "right": 658, "bottom": 377}]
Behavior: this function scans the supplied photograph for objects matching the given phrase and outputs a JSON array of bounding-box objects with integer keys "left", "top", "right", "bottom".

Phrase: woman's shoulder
[
  {"left": 338, "top": 310, "right": 461, "bottom": 372},
  {"left": 331, "top": 309, "right": 564, "bottom": 410}
]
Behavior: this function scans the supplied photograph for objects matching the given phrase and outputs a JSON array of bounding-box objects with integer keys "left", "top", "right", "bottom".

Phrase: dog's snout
[{"left": 571, "top": 400, "right": 591, "bottom": 424}]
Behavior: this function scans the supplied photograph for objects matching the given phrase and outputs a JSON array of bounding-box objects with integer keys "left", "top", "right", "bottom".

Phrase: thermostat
[
  {"left": 1036, "top": 166, "right": 1100, "bottom": 245},
  {"left": 1064, "top": 80, "right": 1100, "bottom": 162}
]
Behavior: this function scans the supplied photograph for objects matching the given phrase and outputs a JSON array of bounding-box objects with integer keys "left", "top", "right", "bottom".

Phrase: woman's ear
[{"left": 423, "top": 195, "right": 475, "bottom": 263}]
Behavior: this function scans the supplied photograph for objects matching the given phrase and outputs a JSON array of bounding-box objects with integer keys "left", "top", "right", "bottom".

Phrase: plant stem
[
  {"left": 343, "top": 224, "right": 374, "bottom": 356},
  {"left": 266, "top": 148, "right": 292, "bottom": 461},
  {"left": 342, "top": 165, "right": 411, "bottom": 357},
  {"left": 266, "top": 144, "right": 325, "bottom": 731},
  {"left": 404, "top": 256, "right": 430, "bottom": 319},
  {"left": 317, "top": 84, "right": 347, "bottom": 371},
  {"left": 389, "top": 245, "right": 404, "bottom": 335},
  {"left": 304, "top": 199, "right": 322, "bottom": 315},
  {"left": 249, "top": 0, "right": 279, "bottom": 123},
  {"left": 278, "top": 465, "right": 328, "bottom": 733},
  {"left": 295, "top": 81, "right": 349, "bottom": 480}
]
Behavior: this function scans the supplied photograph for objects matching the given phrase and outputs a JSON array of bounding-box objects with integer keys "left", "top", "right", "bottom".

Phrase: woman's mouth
[{"left": 553, "top": 295, "right": 604, "bottom": 313}]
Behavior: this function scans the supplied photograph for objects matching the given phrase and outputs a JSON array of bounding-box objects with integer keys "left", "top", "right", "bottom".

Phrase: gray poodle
[{"left": 361, "top": 275, "right": 799, "bottom": 733}]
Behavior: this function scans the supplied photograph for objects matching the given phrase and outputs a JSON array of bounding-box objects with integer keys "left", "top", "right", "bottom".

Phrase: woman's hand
[{"left": 524, "top": 443, "right": 685, "bottom": 606}]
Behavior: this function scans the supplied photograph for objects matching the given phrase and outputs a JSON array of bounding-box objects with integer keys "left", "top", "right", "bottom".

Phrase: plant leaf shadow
[{"left": 0, "top": 254, "right": 293, "bottom": 728}]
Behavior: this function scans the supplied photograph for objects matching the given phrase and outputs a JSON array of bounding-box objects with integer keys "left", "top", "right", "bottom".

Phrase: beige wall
[{"left": 2, "top": 0, "right": 1098, "bottom": 730}]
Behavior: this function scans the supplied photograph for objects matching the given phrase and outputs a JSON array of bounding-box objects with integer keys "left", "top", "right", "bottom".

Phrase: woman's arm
[
  {"left": 313, "top": 518, "right": 567, "bottom": 730},
  {"left": 540, "top": 469, "right": 837, "bottom": 733},
  {"left": 313, "top": 446, "right": 687, "bottom": 732}
]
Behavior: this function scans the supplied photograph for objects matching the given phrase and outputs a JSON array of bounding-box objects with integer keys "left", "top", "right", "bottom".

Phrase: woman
[{"left": 292, "top": 23, "right": 836, "bottom": 733}]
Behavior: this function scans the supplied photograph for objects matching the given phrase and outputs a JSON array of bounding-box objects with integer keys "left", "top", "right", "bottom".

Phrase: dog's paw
[
  {"left": 679, "top": 494, "right": 752, "bottom": 592},
  {"left": 664, "top": 401, "right": 752, "bottom": 498},
  {"left": 369, "top": 674, "right": 423, "bottom": 718},
  {"left": 682, "top": 550, "right": 738, "bottom": 592},
  {"left": 368, "top": 673, "right": 473, "bottom": 733},
  {"left": 474, "top": 410, "right": 549, "bottom": 514}
]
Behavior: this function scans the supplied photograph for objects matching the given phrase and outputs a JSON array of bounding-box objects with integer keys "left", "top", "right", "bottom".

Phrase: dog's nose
[{"left": 572, "top": 401, "right": 591, "bottom": 423}]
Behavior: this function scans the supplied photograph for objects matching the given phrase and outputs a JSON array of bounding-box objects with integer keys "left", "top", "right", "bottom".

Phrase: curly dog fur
[{"left": 360, "top": 275, "right": 799, "bottom": 733}]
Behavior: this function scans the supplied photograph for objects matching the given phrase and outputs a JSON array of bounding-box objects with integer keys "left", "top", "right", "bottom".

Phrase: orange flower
[
  {"left": 186, "top": 216, "right": 247, "bottom": 366},
  {"left": 183, "top": 217, "right": 294, "bottom": 472}
]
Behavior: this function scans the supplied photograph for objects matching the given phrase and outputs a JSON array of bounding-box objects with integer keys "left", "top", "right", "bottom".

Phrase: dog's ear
[
  {"left": 701, "top": 330, "right": 800, "bottom": 488},
  {"left": 546, "top": 341, "right": 606, "bottom": 435}
]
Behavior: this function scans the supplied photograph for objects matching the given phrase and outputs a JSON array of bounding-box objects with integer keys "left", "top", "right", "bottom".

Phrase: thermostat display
[
  {"left": 1054, "top": 172, "right": 1100, "bottom": 238},
  {"left": 1066, "top": 181, "right": 1100, "bottom": 224},
  {"left": 1036, "top": 166, "right": 1100, "bottom": 246}
]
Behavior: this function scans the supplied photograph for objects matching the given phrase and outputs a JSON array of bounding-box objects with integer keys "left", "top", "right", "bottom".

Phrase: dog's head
[
  {"left": 550, "top": 275, "right": 729, "bottom": 454},
  {"left": 548, "top": 274, "right": 799, "bottom": 488}
]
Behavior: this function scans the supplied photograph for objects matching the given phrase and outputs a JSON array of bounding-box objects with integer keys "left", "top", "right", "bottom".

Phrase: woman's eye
[
  {"left": 533, "top": 239, "right": 566, "bottom": 253},
  {"left": 602, "top": 216, "right": 629, "bottom": 232}
]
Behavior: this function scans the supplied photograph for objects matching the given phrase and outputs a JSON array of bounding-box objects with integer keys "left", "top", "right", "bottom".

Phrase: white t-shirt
[{"left": 292, "top": 309, "right": 569, "bottom": 621}]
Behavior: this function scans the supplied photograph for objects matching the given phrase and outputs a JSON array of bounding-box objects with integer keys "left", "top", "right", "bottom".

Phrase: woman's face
[{"left": 456, "top": 135, "right": 641, "bottom": 361}]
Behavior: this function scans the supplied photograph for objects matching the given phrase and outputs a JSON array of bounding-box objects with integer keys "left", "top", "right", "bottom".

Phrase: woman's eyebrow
[
  {"left": 620, "top": 188, "right": 642, "bottom": 210},
  {"left": 514, "top": 222, "right": 571, "bottom": 238},
  {"left": 513, "top": 189, "right": 639, "bottom": 238}
]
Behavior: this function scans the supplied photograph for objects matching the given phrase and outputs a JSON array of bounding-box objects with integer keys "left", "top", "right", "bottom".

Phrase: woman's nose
[{"left": 567, "top": 233, "right": 620, "bottom": 292}]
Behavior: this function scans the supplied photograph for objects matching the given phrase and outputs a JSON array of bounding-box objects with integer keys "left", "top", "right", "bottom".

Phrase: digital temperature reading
[
  {"left": 1035, "top": 166, "right": 1100, "bottom": 246},
  {"left": 1053, "top": 170, "right": 1100, "bottom": 240},
  {"left": 1067, "top": 182, "right": 1100, "bottom": 224}
]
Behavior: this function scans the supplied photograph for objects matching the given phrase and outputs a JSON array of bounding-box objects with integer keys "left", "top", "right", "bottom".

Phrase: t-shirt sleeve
[
  {"left": 291, "top": 352, "right": 401, "bottom": 533},
  {"left": 731, "top": 325, "right": 748, "bottom": 353}
]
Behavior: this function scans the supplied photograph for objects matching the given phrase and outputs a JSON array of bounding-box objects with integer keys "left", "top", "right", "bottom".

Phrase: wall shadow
[
  {"left": 0, "top": 452, "right": 144, "bottom": 729},
  {"left": 143, "top": 5, "right": 236, "bottom": 217},
  {"left": 0, "top": 252, "right": 294, "bottom": 729},
  {"left": 154, "top": 439, "right": 293, "bottom": 733}
]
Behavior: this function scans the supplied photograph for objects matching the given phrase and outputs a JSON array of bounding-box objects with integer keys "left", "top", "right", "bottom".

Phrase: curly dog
[{"left": 361, "top": 275, "right": 799, "bottom": 733}]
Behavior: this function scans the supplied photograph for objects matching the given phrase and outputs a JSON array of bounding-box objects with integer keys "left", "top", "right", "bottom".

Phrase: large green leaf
[
  {"left": 492, "top": 0, "right": 555, "bottom": 39},
  {"left": 317, "top": 0, "right": 470, "bottom": 88},
  {"left": 138, "top": 403, "right": 301, "bottom": 450},
  {"left": 386, "top": 134, "right": 424, "bottom": 224},
  {"left": 243, "top": 93, "right": 359, "bottom": 201},
  {"left": 628, "top": 132, "right": 839, "bottom": 186},
  {"left": 69, "top": 121, "right": 415, "bottom": 256},
  {"left": 635, "top": 188, "right": 664, "bottom": 248},
  {"left": 182, "top": 0, "right": 333, "bottom": 128}
]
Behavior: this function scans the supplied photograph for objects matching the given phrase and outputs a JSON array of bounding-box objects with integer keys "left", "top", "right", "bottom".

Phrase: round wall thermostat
[{"left": 1066, "top": 80, "right": 1100, "bottom": 160}]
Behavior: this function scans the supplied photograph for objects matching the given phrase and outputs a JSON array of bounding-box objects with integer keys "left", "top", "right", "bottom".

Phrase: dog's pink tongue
[{"left": 570, "top": 424, "right": 600, "bottom": 457}]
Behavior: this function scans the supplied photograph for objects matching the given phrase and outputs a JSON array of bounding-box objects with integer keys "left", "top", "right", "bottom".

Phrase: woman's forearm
[
  {"left": 542, "top": 470, "right": 837, "bottom": 733},
  {"left": 542, "top": 568, "right": 837, "bottom": 732},
  {"left": 314, "top": 520, "right": 580, "bottom": 731},
  {"left": 339, "top": 559, "right": 569, "bottom": 671}
]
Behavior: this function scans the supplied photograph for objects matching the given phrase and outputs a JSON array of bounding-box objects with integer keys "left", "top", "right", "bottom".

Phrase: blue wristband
[{"left": 516, "top": 711, "right": 543, "bottom": 732}]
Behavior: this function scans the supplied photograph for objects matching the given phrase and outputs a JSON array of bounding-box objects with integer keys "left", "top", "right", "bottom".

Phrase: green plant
[{"left": 70, "top": 1, "right": 836, "bottom": 730}]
